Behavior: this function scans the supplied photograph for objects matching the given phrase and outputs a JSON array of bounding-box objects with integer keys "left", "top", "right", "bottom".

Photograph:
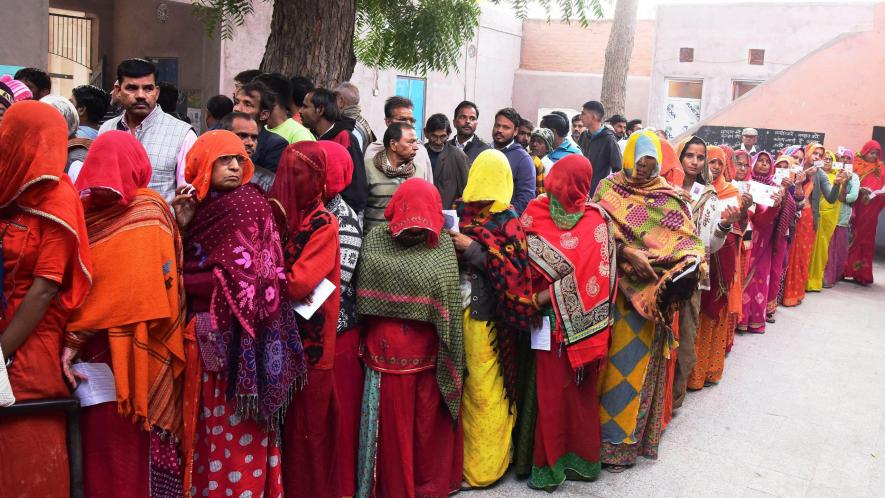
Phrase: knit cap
[{"left": 0, "top": 75, "right": 34, "bottom": 102}]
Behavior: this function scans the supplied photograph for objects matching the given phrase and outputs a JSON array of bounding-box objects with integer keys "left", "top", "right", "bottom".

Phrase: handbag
[{"left": 0, "top": 344, "right": 15, "bottom": 407}]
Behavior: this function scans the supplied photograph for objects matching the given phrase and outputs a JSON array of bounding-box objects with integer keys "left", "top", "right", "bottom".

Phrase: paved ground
[{"left": 470, "top": 259, "right": 885, "bottom": 498}]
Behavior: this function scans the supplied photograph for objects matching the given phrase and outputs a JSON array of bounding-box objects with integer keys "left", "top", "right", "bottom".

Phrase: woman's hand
[
  {"left": 858, "top": 187, "right": 872, "bottom": 205},
  {"left": 677, "top": 189, "right": 693, "bottom": 204},
  {"left": 834, "top": 170, "right": 850, "bottom": 185},
  {"left": 740, "top": 192, "right": 754, "bottom": 213},
  {"left": 720, "top": 205, "right": 741, "bottom": 225},
  {"left": 619, "top": 246, "right": 656, "bottom": 281},
  {"left": 448, "top": 230, "right": 473, "bottom": 252},
  {"left": 172, "top": 186, "right": 197, "bottom": 230},
  {"left": 781, "top": 177, "right": 795, "bottom": 189},
  {"left": 60, "top": 347, "right": 89, "bottom": 386},
  {"left": 772, "top": 190, "right": 784, "bottom": 208}
]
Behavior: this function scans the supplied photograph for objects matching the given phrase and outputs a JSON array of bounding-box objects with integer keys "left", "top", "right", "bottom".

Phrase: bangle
[{"left": 531, "top": 293, "right": 542, "bottom": 310}]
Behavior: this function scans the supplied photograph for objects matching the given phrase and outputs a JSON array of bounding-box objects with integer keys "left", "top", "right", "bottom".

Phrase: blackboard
[{"left": 695, "top": 126, "right": 825, "bottom": 155}]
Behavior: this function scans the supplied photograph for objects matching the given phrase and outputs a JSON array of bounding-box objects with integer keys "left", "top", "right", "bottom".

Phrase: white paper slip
[
  {"left": 790, "top": 165, "right": 803, "bottom": 174},
  {"left": 731, "top": 181, "right": 750, "bottom": 194},
  {"left": 689, "top": 182, "right": 706, "bottom": 201},
  {"left": 442, "top": 210, "right": 459, "bottom": 232},
  {"left": 748, "top": 181, "right": 779, "bottom": 207},
  {"left": 294, "top": 278, "right": 336, "bottom": 319},
  {"left": 719, "top": 196, "right": 740, "bottom": 210},
  {"left": 72, "top": 362, "right": 117, "bottom": 407},
  {"left": 843, "top": 163, "right": 853, "bottom": 173},
  {"left": 672, "top": 257, "right": 699, "bottom": 283},
  {"left": 531, "top": 316, "right": 551, "bottom": 351},
  {"left": 833, "top": 162, "right": 844, "bottom": 170},
  {"left": 773, "top": 169, "right": 790, "bottom": 185}
]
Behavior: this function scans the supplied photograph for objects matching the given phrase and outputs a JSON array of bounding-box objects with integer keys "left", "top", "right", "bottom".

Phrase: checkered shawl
[{"left": 356, "top": 224, "right": 465, "bottom": 421}]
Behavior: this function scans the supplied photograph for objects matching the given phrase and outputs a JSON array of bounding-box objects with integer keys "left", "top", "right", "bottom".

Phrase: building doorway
[{"left": 48, "top": 8, "right": 94, "bottom": 96}]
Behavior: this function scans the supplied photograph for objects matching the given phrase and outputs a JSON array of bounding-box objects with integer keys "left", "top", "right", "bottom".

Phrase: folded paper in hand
[
  {"left": 531, "top": 316, "right": 551, "bottom": 351},
  {"left": 748, "top": 181, "right": 779, "bottom": 208},
  {"left": 294, "top": 278, "right": 336, "bottom": 319},
  {"left": 72, "top": 362, "right": 117, "bottom": 407},
  {"left": 442, "top": 210, "right": 459, "bottom": 232}
]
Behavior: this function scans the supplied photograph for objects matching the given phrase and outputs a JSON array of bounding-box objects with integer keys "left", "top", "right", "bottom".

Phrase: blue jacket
[
  {"left": 499, "top": 141, "right": 537, "bottom": 214},
  {"left": 547, "top": 137, "right": 582, "bottom": 164}
]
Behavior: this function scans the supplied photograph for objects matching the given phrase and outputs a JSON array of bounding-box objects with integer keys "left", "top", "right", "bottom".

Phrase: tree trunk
[
  {"left": 260, "top": 0, "right": 357, "bottom": 87},
  {"left": 600, "top": 0, "right": 639, "bottom": 118}
]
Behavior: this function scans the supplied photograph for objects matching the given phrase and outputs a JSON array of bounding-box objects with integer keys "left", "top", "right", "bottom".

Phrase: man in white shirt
[{"left": 739, "top": 127, "right": 759, "bottom": 154}]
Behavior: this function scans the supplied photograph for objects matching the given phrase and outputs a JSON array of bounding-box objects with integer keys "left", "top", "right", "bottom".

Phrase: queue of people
[{"left": 1, "top": 59, "right": 884, "bottom": 498}]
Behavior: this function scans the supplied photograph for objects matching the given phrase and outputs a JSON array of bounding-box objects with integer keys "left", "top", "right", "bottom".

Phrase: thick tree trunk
[
  {"left": 260, "top": 0, "right": 357, "bottom": 87},
  {"left": 600, "top": 0, "right": 639, "bottom": 118}
]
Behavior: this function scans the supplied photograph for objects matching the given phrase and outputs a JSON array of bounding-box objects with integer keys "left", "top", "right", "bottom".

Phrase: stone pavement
[{"left": 470, "top": 259, "right": 885, "bottom": 498}]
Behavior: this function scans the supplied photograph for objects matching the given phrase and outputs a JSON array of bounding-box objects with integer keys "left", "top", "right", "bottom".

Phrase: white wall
[
  {"left": 512, "top": 70, "right": 650, "bottom": 124},
  {"left": 351, "top": 2, "right": 523, "bottom": 141},
  {"left": 646, "top": 2, "right": 875, "bottom": 130}
]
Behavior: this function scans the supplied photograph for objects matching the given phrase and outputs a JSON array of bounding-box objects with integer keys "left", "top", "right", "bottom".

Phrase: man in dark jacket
[
  {"left": 492, "top": 107, "right": 536, "bottom": 214},
  {"left": 577, "top": 100, "right": 622, "bottom": 194},
  {"left": 233, "top": 80, "right": 288, "bottom": 177},
  {"left": 449, "top": 100, "right": 490, "bottom": 166},
  {"left": 301, "top": 87, "right": 369, "bottom": 213},
  {"left": 424, "top": 113, "right": 469, "bottom": 209}
]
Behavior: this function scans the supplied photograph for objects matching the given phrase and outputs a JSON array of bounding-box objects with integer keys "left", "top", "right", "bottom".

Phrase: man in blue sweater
[{"left": 491, "top": 107, "right": 537, "bottom": 214}]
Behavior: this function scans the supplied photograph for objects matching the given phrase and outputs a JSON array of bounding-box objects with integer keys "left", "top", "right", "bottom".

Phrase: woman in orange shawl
[
  {"left": 688, "top": 146, "right": 750, "bottom": 390},
  {"left": 845, "top": 140, "right": 885, "bottom": 285},
  {"left": 62, "top": 131, "right": 187, "bottom": 497},
  {"left": 0, "top": 101, "right": 92, "bottom": 497}
]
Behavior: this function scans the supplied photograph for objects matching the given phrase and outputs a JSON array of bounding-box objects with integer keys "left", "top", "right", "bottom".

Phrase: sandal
[{"left": 604, "top": 464, "right": 631, "bottom": 474}]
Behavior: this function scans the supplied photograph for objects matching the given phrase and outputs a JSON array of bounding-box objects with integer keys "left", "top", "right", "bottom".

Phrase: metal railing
[{"left": 49, "top": 13, "right": 92, "bottom": 69}]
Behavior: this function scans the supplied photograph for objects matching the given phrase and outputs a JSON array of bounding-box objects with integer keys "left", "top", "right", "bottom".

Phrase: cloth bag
[{"left": 0, "top": 345, "right": 14, "bottom": 407}]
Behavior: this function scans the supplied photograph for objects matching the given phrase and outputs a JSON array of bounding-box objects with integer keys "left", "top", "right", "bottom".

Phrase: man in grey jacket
[{"left": 98, "top": 58, "right": 196, "bottom": 202}]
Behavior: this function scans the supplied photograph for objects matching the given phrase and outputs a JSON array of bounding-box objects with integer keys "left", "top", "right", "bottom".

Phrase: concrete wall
[
  {"left": 520, "top": 19, "right": 655, "bottom": 76},
  {"left": 221, "top": 1, "right": 523, "bottom": 142},
  {"left": 0, "top": 0, "right": 49, "bottom": 70},
  {"left": 647, "top": 2, "right": 876, "bottom": 130},
  {"left": 512, "top": 70, "right": 650, "bottom": 123},
  {"left": 693, "top": 3, "right": 885, "bottom": 247}
]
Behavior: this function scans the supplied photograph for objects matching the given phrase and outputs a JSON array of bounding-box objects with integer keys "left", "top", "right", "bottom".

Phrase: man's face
[
  {"left": 386, "top": 106, "right": 416, "bottom": 127},
  {"left": 530, "top": 136, "right": 549, "bottom": 157},
  {"left": 69, "top": 95, "right": 87, "bottom": 122},
  {"left": 425, "top": 128, "right": 449, "bottom": 153},
  {"left": 233, "top": 89, "right": 261, "bottom": 121},
  {"left": 516, "top": 125, "right": 532, "bottom": 149},
  {"left": 230, "top": 117, "right": 259, "bottom": 156},
  {"left": 742, "top": 134, "right": 757, "bottom": 147},
  {"left": 628, "top": 124, "right": 642, "bottom": 136},
  {"left": 612, "top": 121, "right": 626, "bottom": 139},
  {"left": 681, "top": 143, "right": 706, "bottom": 177},
  {"left": 571, "top": 119, "right": 585, "bottom": 141},
  {"left": 492, "top": 115, "right": 517, "bottom": 148},
  {"left": 390, "top": 128, "right": 419, "bottom": 162},
  {"left": 454, "top": 106, "right": 478, "bottom": 139},
  {"left": 299, "top": 91, "right": 320, "bottom": 129},
  {"left": 117, "top": 75, "right": 159, "bottom": 118},
  {"left": 580, "top": 109, "right": 599, "bottom": 131},
  {"left": 20, "top": 79, "right": 49, "bottom": 100}
]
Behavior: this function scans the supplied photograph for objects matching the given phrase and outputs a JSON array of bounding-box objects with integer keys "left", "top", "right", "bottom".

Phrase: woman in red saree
[
  {"left": 318, "top": 140, "right": 364, "bottom": 496},
  {"left": 63, "top": 131, "right": 186, "bottom": 498},
  {"left": 739, "top": 153, "right": 790, "bottom": 334},
  {"left": 269, "top": 142, "right": 342, "bottom": 498},
  {"left": 520, "top": 154, "right": 616, "bottom": 490},
  {"left": 355, "top": 178, "right": 464, "bottom": 498},
  {"left": 0, "top": 101, "right": 92, "bottom": 497},
  {"left": 175, "top": 130, "right": 306, "bottom": 498},
  {"left": 845, "top": 140, "right": 885, "bottom": 285}
]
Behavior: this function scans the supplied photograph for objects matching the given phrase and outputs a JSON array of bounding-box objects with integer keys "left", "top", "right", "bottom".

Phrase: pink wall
[{"left": 700, "top": 3, "right": 885, "bottom": 152}]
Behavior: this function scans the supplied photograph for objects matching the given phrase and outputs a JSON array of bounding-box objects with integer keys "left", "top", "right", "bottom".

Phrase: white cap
[{"left": 741, "top": 127, "right": 758, "bottom": 136}]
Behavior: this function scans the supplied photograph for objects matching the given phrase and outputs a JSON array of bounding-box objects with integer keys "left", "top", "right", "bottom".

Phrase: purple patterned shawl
[{"left": 184, "top": 183, "right": 306, "bottom": 429}]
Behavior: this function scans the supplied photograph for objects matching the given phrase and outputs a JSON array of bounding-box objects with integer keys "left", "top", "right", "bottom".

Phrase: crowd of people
[{"left": 1, "top": 59, "right": 883, "bottom": 498}]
